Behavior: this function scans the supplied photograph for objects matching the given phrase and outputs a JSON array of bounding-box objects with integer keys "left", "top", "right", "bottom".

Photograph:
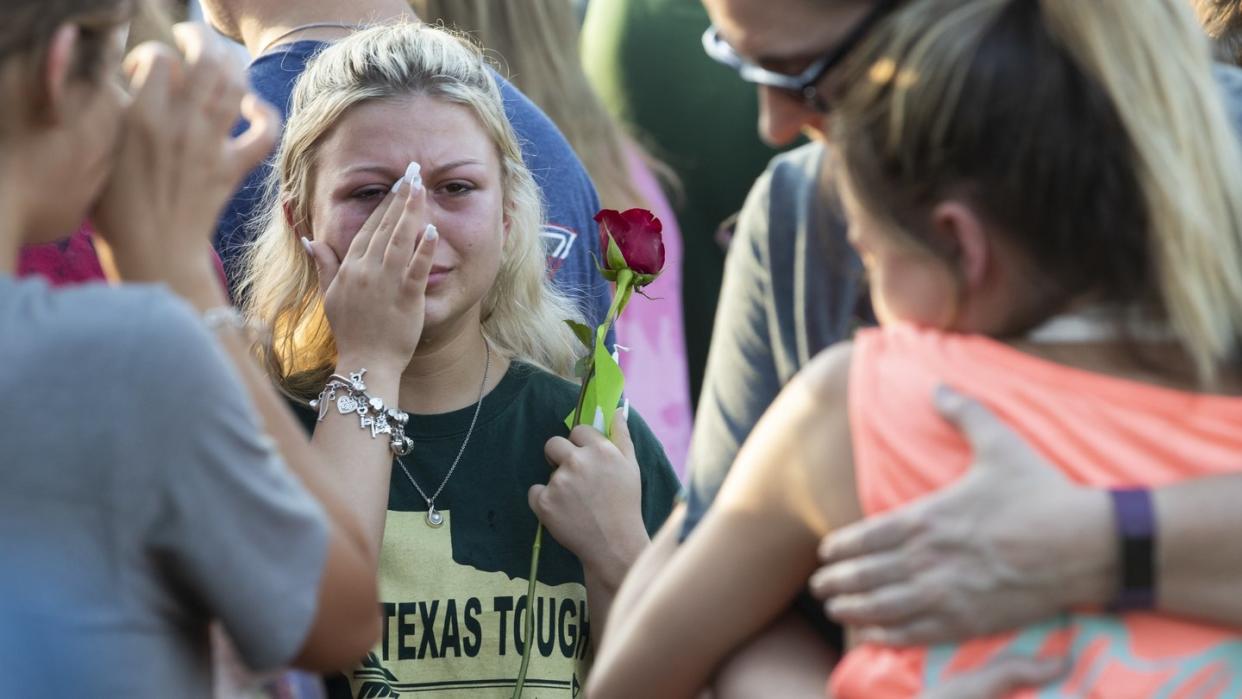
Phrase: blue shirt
[{"left": 214, "top": 40, "right": 612, "bottom": 332}]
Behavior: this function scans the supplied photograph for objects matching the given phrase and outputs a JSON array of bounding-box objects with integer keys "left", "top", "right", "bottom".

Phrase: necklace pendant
[{"left": 426, "top": 506, "right": 444, "bottom": 528}]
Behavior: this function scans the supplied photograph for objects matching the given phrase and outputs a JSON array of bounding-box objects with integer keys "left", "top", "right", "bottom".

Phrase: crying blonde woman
[{"left": 238, "top": 22, "right": 679, "bottom": 698}]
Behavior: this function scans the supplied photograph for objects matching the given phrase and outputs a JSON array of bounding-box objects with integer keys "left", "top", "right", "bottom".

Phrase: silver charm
[
  {"left": 426, "top": 506, "right": 444, "bottom": 528},
  {"left": 369, "top": 415, "right": 391, "bottom": 439},
  {"left": 348, "top": 369, "right": 368, "bottom": 392},
  {"left": 336, "top": 393, "right": 359, "bottom": 414},
  {"left": 314, "top": 384, "right": 338, "bottom": 422},
  {"left": 392, "top": 436, "right": 413, "bottom": 456}
]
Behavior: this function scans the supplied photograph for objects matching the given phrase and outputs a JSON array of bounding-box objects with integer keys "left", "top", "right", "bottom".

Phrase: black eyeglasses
[{"left": 701, "top": 0, "right": 902, "bottom": 113}]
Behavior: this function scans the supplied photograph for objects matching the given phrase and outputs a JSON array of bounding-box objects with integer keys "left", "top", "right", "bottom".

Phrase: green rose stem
[{"left": 513, "top": 269, "right": 635, "bottom": 698}]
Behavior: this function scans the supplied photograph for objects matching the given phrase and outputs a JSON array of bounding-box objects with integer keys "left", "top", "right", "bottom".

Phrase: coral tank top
[{"left": 831, "top": 323, "right": 1242, "bottom": 698}]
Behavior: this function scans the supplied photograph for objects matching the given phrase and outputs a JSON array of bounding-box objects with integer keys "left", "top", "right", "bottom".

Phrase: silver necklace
[{"left": 396, "top": 337, "right": 491, "bottom": 528}]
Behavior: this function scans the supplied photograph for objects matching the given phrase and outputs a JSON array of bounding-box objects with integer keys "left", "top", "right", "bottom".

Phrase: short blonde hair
[{"left": 238, "top": 22, "right": 583, "bottom": 401}]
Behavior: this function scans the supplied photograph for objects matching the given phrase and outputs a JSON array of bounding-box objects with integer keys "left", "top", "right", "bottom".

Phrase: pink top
[
  {"left": 17, "top": 225, "right": 106, "bottom": 285},
  {"left": 832, "top": 323, "right": 1242, "bottom": 698},
  {"left": 615, "top": 143, "right": 692, "bottom": 478},
  {"left": 18, "top": 223, "right": 231, "bottom": 291}
]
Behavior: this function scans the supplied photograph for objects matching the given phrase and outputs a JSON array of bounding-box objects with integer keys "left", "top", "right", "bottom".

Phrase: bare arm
[
  {"left": 598, "top": 502, "right": 686, "bottom": 650},
  {"left": 586, "top": 344, "right": 862, "bottom": 698},
  {"left": 812, "top": 385, "right": 1242, "bottom": 647}
]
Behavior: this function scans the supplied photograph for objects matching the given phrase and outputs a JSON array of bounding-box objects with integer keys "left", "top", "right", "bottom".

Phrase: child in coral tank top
[{"left": 585, "top": 1, "right": 1242, "bottom": 697}]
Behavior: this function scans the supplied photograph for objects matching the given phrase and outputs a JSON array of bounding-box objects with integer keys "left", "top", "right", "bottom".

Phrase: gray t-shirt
[
  {"left": 0, "top": 276, "right": 329, "bottom": 697},
  {"left": 682, "top": 141, "right": 863, "bottom": 538}
]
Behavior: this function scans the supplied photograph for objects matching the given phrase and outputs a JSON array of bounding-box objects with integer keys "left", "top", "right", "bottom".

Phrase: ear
[
  {"left": 283, "top": 199, "right": 308, "bottom": 238},
  {"left": 928, "top": 200, "right": 990, "bottom": 292},
  {"left": 40, "top": 24, "right": 81, "bottom": 125}
]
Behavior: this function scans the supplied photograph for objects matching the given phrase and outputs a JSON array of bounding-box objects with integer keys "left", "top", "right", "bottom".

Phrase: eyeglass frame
[{"left": 700, "top": 0, "right": 902, "bottom": 113}]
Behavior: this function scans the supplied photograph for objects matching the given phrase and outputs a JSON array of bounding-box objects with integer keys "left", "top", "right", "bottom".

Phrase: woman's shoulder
[
  {"left": 2, "top": 277, "right": 200, "bottom": 355},
  {"left": 507, "top": 360, "right": 581, "bottom": 403},
  {"left": 3, "top": 277, "right": 230, "bottom": 392}
]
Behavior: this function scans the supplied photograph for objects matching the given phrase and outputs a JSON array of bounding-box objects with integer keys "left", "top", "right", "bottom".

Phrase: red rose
[{"left": 594, "top": 208, "right": 665, "bottom": 285}]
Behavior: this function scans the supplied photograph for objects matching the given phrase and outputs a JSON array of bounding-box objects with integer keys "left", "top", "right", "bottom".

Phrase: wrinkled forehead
[
  {"left": 703, "top": 0, "right": 872, "bottom": 64},
  {"left": 312, "top": 95, "right": 500, "bottom": 176}
]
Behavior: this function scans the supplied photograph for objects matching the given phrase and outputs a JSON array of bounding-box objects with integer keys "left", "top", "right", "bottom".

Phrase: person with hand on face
[
  {"left": 0, "top": 3, "right": 383, "bottom": 696},
  {"left": 200, "top": 0, "right": 613, "bottom": 343},
  {"left": 238, "top": 23, "right": 680, "bottom": 698},
  {"left": 589, "top": 0, "right": 1242, "bottom": 696}
]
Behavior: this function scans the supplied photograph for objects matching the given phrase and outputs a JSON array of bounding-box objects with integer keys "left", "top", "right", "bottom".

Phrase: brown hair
[
  {"left": 0, "top": 0, "right": 133, "bottom": 81},
  {"left": 1193, "top": 0, "right": 1242, "bottom": 66},
  {"left": 833, "top": 0, "right": 1242, "bottom": 385}
]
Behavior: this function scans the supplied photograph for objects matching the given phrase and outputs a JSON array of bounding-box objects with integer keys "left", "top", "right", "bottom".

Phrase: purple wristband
[{"left": 1109, "top": 488, "right": 1156, "bottom": 611}]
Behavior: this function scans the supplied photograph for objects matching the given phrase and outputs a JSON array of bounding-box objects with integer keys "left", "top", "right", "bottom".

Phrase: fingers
[
  {"left": 528, "top": 484, "right": 549, "bottom": 519},
  {"left": 404, "top": 224, "right": 439, "bottom": 293},
  {"left": 932, "top": 384, "right": 1014, "bottom": 458},
  {"left": 817, "top": 511, "right": 920, "bottom": 565},
  {"left": 172, "top": 24, "right": 241, "bottom": 135},
  {"left": 383, "top": 184, "right": 429, "bottom": 273},
  {"left": 346, "top": 183, "right": 405, "bottom": 262},
  {"left": 124, "top": 42, "right": 182, "bottom": 117},
  {"left": 545, "top": 435, "right": 576, "bottom": 468},
  {"left": 229, "top": 94, "right": 280, "bottom": 176},
  {"left": 826, "top": 582, "right": 927, "bottom": 626},
  {"left": 809, "top": 548, "right": 911, "bottom": 599},
  {"left": 922, "top": 655, "right": 1067, "bottom": 699},
  {"left": 305, "top": 237, "right": 342, "bottom": 296},
  {"left": 610, "top": 408, "right": 637, "bottom": 463},
  {"left": 856, "top": 618, "right": 949, "bottom": 647}
]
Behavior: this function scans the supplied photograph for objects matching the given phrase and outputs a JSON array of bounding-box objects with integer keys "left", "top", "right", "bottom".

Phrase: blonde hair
[
  {"left": 238, "top": 22, "right": 583, "bottom": 401},
  {"left": 834, "top": 0, "right": 1242, "bottom": 386},
  {"left": 413, "top": 0, "right": 679, "bottom": 210}
]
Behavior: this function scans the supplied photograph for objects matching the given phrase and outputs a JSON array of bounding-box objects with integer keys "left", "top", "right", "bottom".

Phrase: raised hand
[
  {"left": 305, "top": 175, "right": 438, "bottom": 374},
  {"left": 93, "top": 23, "right": 278, "bottom": 300}
]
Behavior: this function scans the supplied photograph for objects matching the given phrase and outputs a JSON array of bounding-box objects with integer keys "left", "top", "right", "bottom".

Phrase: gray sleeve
[
  {"left": 133, "top": 295, "right": 329, "bottom": 671},
  {"left": 681, "top": 165, "right": 785, "bottom": 540}
]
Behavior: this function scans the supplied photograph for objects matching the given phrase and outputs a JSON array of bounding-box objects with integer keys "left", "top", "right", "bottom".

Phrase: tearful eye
[
  {"left": 440, "top": 182, "right": 475, "bottom": 196},
  {"left": 351, "top": 188, "right": 386, "bottom": 201}
]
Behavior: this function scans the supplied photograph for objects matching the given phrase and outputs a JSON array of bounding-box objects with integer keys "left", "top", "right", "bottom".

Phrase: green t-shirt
[{"left": 300, "top": 361, "right": 680, "bottom": 698}]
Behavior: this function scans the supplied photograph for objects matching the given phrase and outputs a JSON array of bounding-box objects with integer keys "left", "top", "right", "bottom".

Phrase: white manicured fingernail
[
  {"left": 424, "top": 224, "right": 438, "bottom": 241},
  {"left": 390, "top": 177, "right": 404, "bottom": 193},
  {"left": 593, "top": 406, "right": 607, "bottom": 433},
  {"left": 404, "top": 161, "right": 422, "bottom": 190},
  {"left": 300, "top": 237, "right": 312, "bottom": 256},
  {"left": 622, "top": 398, "right": 630, "bottom": 421}
]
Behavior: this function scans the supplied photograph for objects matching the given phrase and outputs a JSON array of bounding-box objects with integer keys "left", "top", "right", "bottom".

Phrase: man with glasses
[{"left": 605, "top": 0, "right": 898, "bottom": 694}]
